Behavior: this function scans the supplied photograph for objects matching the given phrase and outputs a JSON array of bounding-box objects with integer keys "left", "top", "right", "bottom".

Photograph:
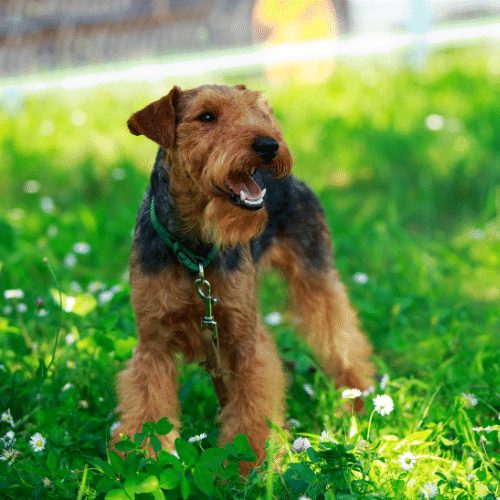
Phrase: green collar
[{"left": 149, "top": 196, "right": 219, "bottom": 274}]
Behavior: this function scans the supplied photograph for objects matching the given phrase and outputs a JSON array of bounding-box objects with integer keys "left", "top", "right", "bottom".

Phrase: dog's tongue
[{"left": 225, "top": 172, "right": 262, "bottom": 200}]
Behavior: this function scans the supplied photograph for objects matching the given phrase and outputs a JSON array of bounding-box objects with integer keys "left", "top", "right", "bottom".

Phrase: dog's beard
[{"left": 201, "top": 197, "right": 268, "bottom": 247}]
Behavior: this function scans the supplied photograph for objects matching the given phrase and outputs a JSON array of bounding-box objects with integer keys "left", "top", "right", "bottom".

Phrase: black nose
[{"left": 253, "top": 136, "right": 279, "bottom": 163}]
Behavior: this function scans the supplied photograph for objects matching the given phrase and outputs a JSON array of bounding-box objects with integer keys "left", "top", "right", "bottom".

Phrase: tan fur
[{"left": 115, "top": 84, "right": 374, "bottom": 468}]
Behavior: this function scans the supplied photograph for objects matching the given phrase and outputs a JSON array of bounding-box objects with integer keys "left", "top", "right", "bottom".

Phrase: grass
[{"left": 0, "top": 46, "right": 498, "bottom": 499}]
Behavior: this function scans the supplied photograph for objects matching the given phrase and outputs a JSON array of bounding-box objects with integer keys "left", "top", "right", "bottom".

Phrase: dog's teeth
[
  {"left": 240, "top": 191, "right": 247, "bottom": 201},
  {"left": 261, "top": 188, "right": 267, "bottom": 198}
]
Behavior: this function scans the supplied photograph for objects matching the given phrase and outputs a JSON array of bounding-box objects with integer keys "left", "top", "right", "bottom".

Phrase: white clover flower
[
  {"left": 425, "top": 114, "right": 444, "bottom": 131},
  {"left": 110, "top": 421, "right": 120, "bottom": 436},
  {"left": 292, "top": 437, "right": 311, "bottom": 452},
  {"left": 37, "top": 308, "right": 48, "bottom": 318},
  {"left": 111, "top": 168, "right": 127, "bottom": 181},
  {"left": 73, "top": 242, "right": 91, "bottom": 255},
  {"left": 320, "top": 430, "right": 334, "bottom": 443},
  {"left": 0, "top": 448, "right": 19, "bottom": 465},
  {"left": 421, "top": 482, "right": 438, "bottom": 498},
  {"left": 352, "top": 272, "right": 369, "bottom": 284},
  {"left": 62, "top": 296, "right": 76, "bottom": 313},
  {"left": 303, "top": 384, "right": 314, "bottom": 397},
  {"left": 461, "top": 393, "right": 478, "bottom": 407},
  {"left": 264, "top": 311, "right": 282, "bottom": 326},
  {"left": 286, "top": 418, "right": 301, "bottom": 429},
  {"left": 43, "top": 477, "right": 51, "bottom": 487},
  {"left": 40, "top": 196, "right": 55, "bottom": 214},
  {"left": 65, "top": 333, "right": 76, "bottom": 345},
  {"left": 380, "top": 373, "right": 389, "bottom": 390},
  {"left": 373, "top": 394, "right": 394, "bottom": 416},
  {"left": 29, "top": 432, "right": 46, "bottom": 452},
  {"left": 1, "top": 409, "right": 14, "bottom": 427},
  {"left": 397, "top": 451, "right": 417, "bottom": 471},
  {"left": 362, "top": 385, "right": 375, "bottom": 396},
  {"left": 1, "top": 430, "right": 15, "bottom": 447},
  {"left": 23, "top": 180, "right": 41, "bottom": 194},
  {"left": 342, "top": 388, "right": 362, "bottom": 399},
  {"left": 98, "top": 290, "right": 114, "bottom": 305},
  {"left": 188, "top": 433, "right": 207, "bottom": 443},
  {"left": 16, "top": 303, "right": 27, "bottom": 313},
  {"left": 62, "top": 383, "right": 73, "bottom": 391},
  {"left": 4, "top": 289, "right": 24, "bottom": 300},
  {"left": 2, "top": 305, "right": 13, "bottom": 315},
  {"left": 63, "top": 253, "right": 77, "bottom": 269}
]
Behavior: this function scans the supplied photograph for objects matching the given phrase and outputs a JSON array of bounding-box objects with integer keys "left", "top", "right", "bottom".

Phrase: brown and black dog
[{"left": 115, "top": 84, "right": 374, "bottom": 469}]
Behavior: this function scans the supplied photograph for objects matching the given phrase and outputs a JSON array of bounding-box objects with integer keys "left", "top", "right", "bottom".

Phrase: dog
[{"left": 115, "top": 84, "right": 374, "bottom": 469}]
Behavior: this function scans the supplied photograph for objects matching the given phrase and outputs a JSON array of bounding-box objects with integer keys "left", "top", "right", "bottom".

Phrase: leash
[{"left": 149, "top": 196, "right": 228, "bottom": 407}]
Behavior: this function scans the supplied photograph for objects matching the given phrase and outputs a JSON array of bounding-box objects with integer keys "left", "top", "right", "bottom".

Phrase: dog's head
[{"left": 127, "top": 84, "right": 293, "bottom": 246}]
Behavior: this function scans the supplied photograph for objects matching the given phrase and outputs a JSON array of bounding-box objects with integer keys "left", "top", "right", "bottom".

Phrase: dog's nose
[{"left": 253, "top": 136, "right": 279, "bottom": 163}]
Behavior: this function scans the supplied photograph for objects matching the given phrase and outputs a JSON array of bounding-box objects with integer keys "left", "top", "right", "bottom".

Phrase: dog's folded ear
[{"left": 127, "top": 86, "right": 181, "bottom": 149}]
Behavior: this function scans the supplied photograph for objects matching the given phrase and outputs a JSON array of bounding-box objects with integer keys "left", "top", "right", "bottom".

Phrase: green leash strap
[{"left": 149, "top": 196, "right": 220, "bottom": 274}]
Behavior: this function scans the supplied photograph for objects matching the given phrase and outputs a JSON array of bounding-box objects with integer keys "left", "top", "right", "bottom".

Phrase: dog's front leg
[
  {"left": 115, "top": 337, "right": 180, "bottom": 453},
  {"left": 218, "top": 325, "right": 286, "bottom": 472}
]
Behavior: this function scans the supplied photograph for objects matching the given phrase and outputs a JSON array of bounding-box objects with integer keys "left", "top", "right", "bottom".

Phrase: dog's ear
[
  {"left": 127, "top": 86, "right": 181, "bottom": 149},
  {"left": 234, "top": 84, "right": 246, "bottom": 90}
]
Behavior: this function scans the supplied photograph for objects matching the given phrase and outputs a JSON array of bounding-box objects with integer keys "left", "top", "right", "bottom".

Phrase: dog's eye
[{"left": 197, "top": 112, "right": 216, "bottom": 123}]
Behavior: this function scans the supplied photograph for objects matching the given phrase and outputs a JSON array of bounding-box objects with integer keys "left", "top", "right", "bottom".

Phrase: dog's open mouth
[{"left": 224, "top": 170, "right": 266, "bottom": 210}]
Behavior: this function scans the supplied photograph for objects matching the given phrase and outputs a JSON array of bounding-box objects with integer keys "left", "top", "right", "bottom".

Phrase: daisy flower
[
  {"left": 421, "top": 482, "right": 438, "bottom": 498},
  {"left": 397, "top": 451, "right": 417, "bottom": 471},
  {"left": 0, "top": 448, "right": 19, "bottom": 465},
  {"left": 63, "top": 253, "right": 77, "bottom": 269},
  {"left": 4, "top": 289, "right": 24, "bottom": 300},
  {"left": 1, "top": 409, "right": 14, "bottom": 427},
  {"left": 188, "top": 433, "right": 207, "bottom": 443},
  {"left": 292, "top": 437, "right": 311, "bottom": 452},
  {"left": 73, "top": 242, "right": 91, "bottom": 255},
  {"left": 461, "top": 393, "right": 478, "bottom": 407},
  {"left": 352, "top": 272, "right": 369, "bottom": 284},
  {"left": 29, "top": 432, "right": 46, "bottom": 452},
  {"left": 1, "top": 430, "right": 15, "bottom": 447},
  {"left": 373, "top": 394, "right": 394, "bottom": 415},
  {"left": 342, "top": 388, "right": 362, "bottom": 399}
]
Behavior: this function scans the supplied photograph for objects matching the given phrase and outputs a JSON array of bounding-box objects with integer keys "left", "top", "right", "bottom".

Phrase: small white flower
[
  {"left": 87, "top": 281, "right": 105, "bottom": 293},
  {"left": 397, "top": 451, "right": 417, "bottom": 471},
  {"left": 362, "top": 385, "right": 375, "bottom": 396},
  {"left": 286, "top": 418, "right": 301, "bottom": 429},
  {"left": 43, "top": 477, "right": 51, "bottom": 487},
  {"left": 373, "top": 394, "right": 394, "bottom": 416},
  {"left": 171, "top": 450, "right": 180, "bottom": 459},
  {"left": 264, "top": 311, "right": 282, "bottom": 326},
  {"left": 64, "top": 253, "right": 77, "bottom": 269},
  {"left": 188, "top": 432, "right": 207, "bottom": 443},
  {"left": 298, "top": 496, "right": 312, "bottom": 500},
  {"left": 111, "top": 168, "right": 127, "bottom": 181},
  {"left": 352, "top": 272, "right": 369, "bottom": 284},
  {"left": 98, "top": 290, "right": 114, "bottom": 305},
  {"left": 40, "top": 196, "right": 55, "bottom": 214},
  {"left": 1, "top": 409, "right": 14, "bottom": 427},
  {"left": 2, "top": 305, "right": 13, "bottom": 315},
  {"left": 425, "top": 114, "right": 444, "bottom": 131},
  {"left": 110, "top": 421, "right": 120, "bottom": 436},
  {"left": 73, "top": 242, "right": 91, "bottom": 255},
  {"left": 79, "top": 400, "right": 89, "bottom": 409},
  {"left": 380, "top": 373, "right": 389, "bottom": 390},
  {"left": 37, "top": 308, "right": 48, "bottom": 318},
  {"left": 4, "top": 289, "right": 24, "bottom": 300},
  {"left": 23, "top": 180, "right": 41, "bottom": 194},
  {"left": 421, "top": 482, "right": 438, "bottom": 498},
  {"left": 461, "top": 393, "right": 478, "bottom": 407},
  {"left": 62, "top": 296, "right": 76, "bottom": 313},
  {"left": 342, "top": 388, "right": 362, "bottom": 399},
  {"left": 0, "top": 448, "right": 19, "bottom": 465},
  {"left": 16, "top": 303, "right": 27, "bottom": 313},
  {"left": 292, "top": 437, "right": 311, "bottom": 452},
  {"left": 69, "top": 281, "right": 82, "bottom": 294},
  {"left": 110, "top": 284, "right": 123, "bottom": 294},
  {"left": 62, "top": 383, "right": 73, "bottom": 391},
  {"left": 47, "top": 225, "right": 58, "bottom": 238},
  {"left": 65, "top": 333, "right": 76, "bottom": 345},
  {"left": 303, "top": 384, "right": 314, "bottom": 397},
  {"left": 320, "top": 430, "right": 334, "bottom": 443},
  {"left": 29, "top": 432, "right": 46, "bottom": 452},
  {"left": 1, "top": 430, "right": 15, "bottom": 447}
]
